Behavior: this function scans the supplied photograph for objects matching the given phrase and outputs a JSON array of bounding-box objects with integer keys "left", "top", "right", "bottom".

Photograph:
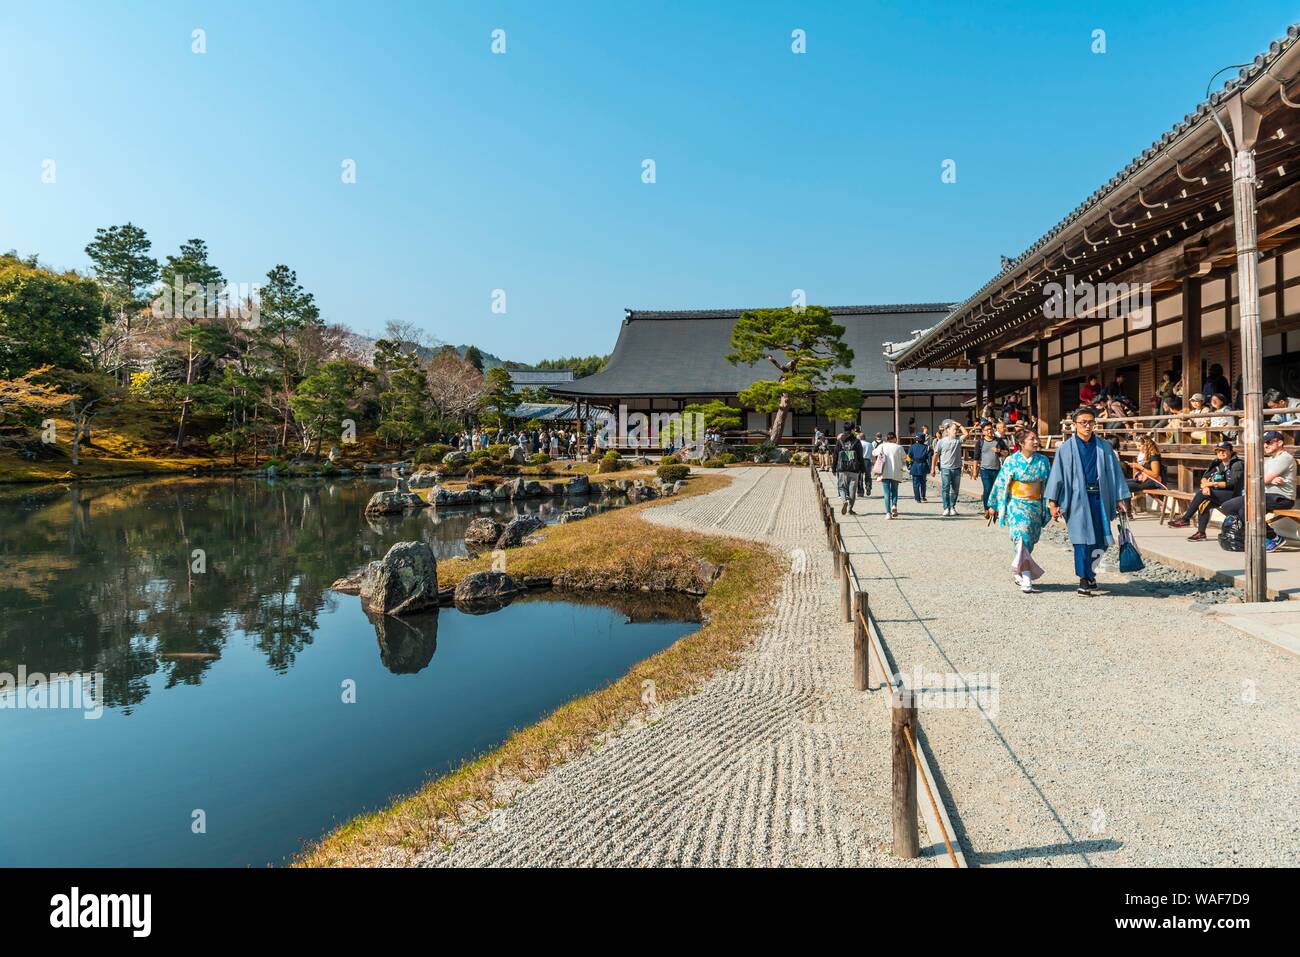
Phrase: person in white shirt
[
  {"left": 1220, "top": 430, "right": 1297, "bottom": 552},
  {"left": 874, "top": 432, "right": 908, "bottom": 519}
]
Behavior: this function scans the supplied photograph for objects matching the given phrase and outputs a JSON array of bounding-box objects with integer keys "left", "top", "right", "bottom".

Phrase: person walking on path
[
  {"left": 855, "top": 427, "right": 873, "bottom": 498},
  {"left": 931, "top": 422, "right": 966, "bottom": 516},
  {"left": 1218, "top": 429, "right": 1297, "bottom": 552},
  {"left": 875, "top": 432, "right": 907, "bottom": 519},
  {"left": 986, "top": 427, "right": 1052, "bottom": 593},
  {"left": 1044, "top": 406, "right": 1131, "bottom": 596},
  {"left": 908, "top": 433, "right": 931, "bottom": 503},
  {"left": 973, "top": 423, "right": 1009, "bottom": 511},
  {"left": 833, "top": 426, "right": 865, "bottom": 514},
  {"left": 1169, "top": 441, "right": 1243, "bottom": 540}
]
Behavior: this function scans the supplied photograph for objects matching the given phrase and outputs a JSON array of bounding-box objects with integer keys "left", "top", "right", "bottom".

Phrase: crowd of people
[
  {"left": 819, "top": 400, "right": 1300, "bottom": 597},
  {"left": 439, "top": 426, "right": 595, "bottom": 459}
]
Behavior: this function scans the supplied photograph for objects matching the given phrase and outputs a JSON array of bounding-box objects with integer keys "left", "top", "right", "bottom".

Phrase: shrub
[
  {"left": 468, "top": 449, "right": 495, "bottom": 464},
  {"left": 586, "top": 452, "right": 601, "bottom": 464},
  {"left": 597, "top": 450, "right": 623, "bottom": 473},
  {"left": 527, "top": 452, "right": 550, "bottom": 465},
  {"left": 487, "top": 444, "right": 512, "bottom": 457},
  {"left": 702, "top": 458, "right": 727, "bottom": 469},
  {"left": 719, "top": 452, "right": 739, "bottom": 465},
  {"left": 437, "top": 463, "right": 467, "bottom": 478},
  {"left": 656, "top": 463, "right": 690, "bottom": 483},
  {"left": 415, "top": 444, "right": 453, "bottom": 466}
]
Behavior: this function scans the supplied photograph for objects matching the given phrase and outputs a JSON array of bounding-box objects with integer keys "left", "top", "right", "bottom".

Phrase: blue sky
[{"left": 1, "top": 1, "right": 1297, "bottom": 362}]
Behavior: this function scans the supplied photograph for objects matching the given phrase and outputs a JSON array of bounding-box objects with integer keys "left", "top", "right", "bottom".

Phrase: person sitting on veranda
[
  {"left": 1126, "top": 435, "right": 1166, "bottom": 499},
  {"left": 1169, "top": 441, "right": 1243, "bottom": 541}
]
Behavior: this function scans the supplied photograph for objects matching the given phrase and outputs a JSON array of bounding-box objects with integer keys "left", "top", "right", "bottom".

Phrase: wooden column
[
  {"left": 1034, "top": 339, "right": 1048, "bottom": 434},
  {"left": 892, "top": 368, "right": 901, "bottom": 438},
  {"left": 1180, "top": 276, "right": 1203, "bottom": 493},
  {"left": 974, "top": 362, "right": 985, "bottom": 424},
  {"left": 986, "top": 354, "right": 998, "bottom": 418},
  {"left": 1228, "top": 100, "right": 1266, "bottom": 602}
]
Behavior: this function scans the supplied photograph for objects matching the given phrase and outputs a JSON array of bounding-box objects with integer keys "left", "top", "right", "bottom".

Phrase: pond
[{"left": 0, "top": 477, "right": 696, "bottom": 867}]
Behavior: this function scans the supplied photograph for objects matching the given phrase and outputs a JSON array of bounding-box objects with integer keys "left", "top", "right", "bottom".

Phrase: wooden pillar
[
  {"left": 892, "top": 367, "right": 901, "bottom": 438},
  {"left": 1229, "top": 110, "right": 1266, "bottom": 602},
  {"left": 1180, "top": 276, "right": 1203, "bottom": 493},
  {"left": 974, "top": 362, "right": 985, "bottom": 425},
  {"left": 1034, "top": 339, "right": 1048, "bottom": 434},
  {"left": 986, "top": 354, "right": 998, "bottom": 419},
  {"left": 852, "top": 589, "right": 869, "bottom": 691}
]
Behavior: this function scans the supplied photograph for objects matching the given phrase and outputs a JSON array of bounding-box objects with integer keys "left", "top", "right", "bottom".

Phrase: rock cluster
[{"left": 364, "top": 489, "right": 428, "bottom": 515}]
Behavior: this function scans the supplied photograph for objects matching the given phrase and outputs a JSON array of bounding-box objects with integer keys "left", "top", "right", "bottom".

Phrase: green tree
[
  {"left": 480, "top": 366, "right": 518, "bottom": 427},
  {"left": 84, "top": 223, "right": 159, "bottom": 337},
  {"left": 159, "top": 239, "right": 226, "bottom": 319},
  {"left": 727, "top": 305, "right": 861, "bottom": 443},
  {"left": 290, "top": 360, "right": 373, "bottom": 457},
  {"left": 463, "top": 345, "right": 484, "bottom": 372},
  {"left": 0, "top": 254, "right": 105, "bottom": 376},
  {"left": 256, "top": 264, "right": 322, "bottom": 447}
]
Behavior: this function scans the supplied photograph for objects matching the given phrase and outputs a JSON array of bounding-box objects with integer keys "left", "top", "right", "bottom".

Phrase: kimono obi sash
[{"left": 1009, "top": 480, "right": 1043, "bottom": 500}]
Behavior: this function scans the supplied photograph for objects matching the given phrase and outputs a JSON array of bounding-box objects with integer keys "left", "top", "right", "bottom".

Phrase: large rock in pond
[
  {"left": 358, "top": 541, "right": 440, "bottom": 617},
  {"left": 563, "top": 474, "right": 590, "bottom": 496},
  {"left": 369, "top": 612, "right": 438, "bottom": 674},
  {"left": 408, "top": 469, "right": 438, "bottom": 488},
  {"left": 441, "top": 450, "right": 468, "bottom": 466},
  {"left": 453, "top": 570, "right": 524, "bottom": 611},
  {"left": 496, "top": 515, "right": 544, "bottom": 548},
  {"left": 464, "top": 517, "right": 505, "bottom": 548},
  {"left": 365, "top": 489, "right": 427, "bottom": 515},
  {"left": 522, "top": 480, "right": 545, "bottom": 497}
]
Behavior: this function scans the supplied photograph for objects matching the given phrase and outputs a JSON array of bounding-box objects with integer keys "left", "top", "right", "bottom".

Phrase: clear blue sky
[{"left": 1, "top": 1, "right": 1297, "bottom": 363}]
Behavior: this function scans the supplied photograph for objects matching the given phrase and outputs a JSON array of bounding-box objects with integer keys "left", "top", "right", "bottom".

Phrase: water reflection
[{"left": 0, "top": 477, "right": 623, "bottom": 710}]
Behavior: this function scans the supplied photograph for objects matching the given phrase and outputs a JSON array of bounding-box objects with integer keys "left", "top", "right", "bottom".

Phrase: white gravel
[
  {"left": 415, "top": 467, "right": 934, "bottom": 867},
  {"left": 826, "top": 472, "right": 1300, "bottom": 866}
]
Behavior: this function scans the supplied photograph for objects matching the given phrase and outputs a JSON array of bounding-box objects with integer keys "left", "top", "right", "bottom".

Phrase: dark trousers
[
  {"left": 980, "top": 468, "right": 999, "bottom": 510},
  {"left": 1072, "top": 491, "right": 1109, "bottom": 579},
  {"left": 1221, "top": 493, "right": 1294, "bottom": 538},
  {"left": 911, "top": 473, "right": 927, "bottom": 501},
  {"left": 1181, "top": 488, "right": 1235, "bottom": 534}
]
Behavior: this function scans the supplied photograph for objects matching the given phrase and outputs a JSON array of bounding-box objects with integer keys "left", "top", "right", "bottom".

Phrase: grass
[{"left": 295, "top": 470, "right": 784, "bottom": 867}]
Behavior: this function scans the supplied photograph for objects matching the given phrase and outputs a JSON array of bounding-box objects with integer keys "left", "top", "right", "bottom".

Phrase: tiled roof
[{"left": 550, "top": 305, "right": 974, "bottom": 398}]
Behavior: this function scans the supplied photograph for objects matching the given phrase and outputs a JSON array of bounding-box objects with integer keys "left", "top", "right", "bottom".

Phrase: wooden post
[
  {"left": 986, "top": 353, "right": 998, "bottom": 419},
  {"left": 853, "top": 588, "right": 869, "bottom": 690},
  {"left": 841, "top": 562, "right": 851, "bottom": 623},
  {"left": 1034, "top": 339, "right": 1048, "bottom": 433},
  {"left": 891, "top": 689, "right": 920, "bottom": 857},
  {"left": 893, "top": 367, "right": 901, "bottom": 439},
  {"left": 1230, "top": 129, "right": 1266, "bottom": 602},
  {"left": 1179, "top": 275, "right": 1203, "bottom": 493}
]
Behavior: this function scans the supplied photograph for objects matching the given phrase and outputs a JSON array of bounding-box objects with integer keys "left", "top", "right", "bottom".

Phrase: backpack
[
  {"left": 838, "top": 445, "right": 856, "bottom": 471},
  {"left": 1218, "top": 515, "right": 1244, "bottom": 552}
]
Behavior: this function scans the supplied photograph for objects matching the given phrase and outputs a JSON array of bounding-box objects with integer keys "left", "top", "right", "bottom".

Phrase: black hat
[
  {"left": 1215, "top": 440, "right": 1234, "bottom": 450},
  {"left": 1263, "top": 429, "right": 1286, "bottom": 443}
]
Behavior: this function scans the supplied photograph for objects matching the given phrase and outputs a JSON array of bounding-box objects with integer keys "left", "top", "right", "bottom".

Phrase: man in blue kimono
[{"left": 1044, "top": 406, "right": 1131, "bottom": 595}]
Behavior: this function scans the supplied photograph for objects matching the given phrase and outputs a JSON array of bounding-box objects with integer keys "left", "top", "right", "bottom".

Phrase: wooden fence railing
[{"left": 808, "top": 461, "right": 960, "bottom": 866}]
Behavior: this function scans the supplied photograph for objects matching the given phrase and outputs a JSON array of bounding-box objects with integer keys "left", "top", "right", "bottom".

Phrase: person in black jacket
[
  {"left": 1168, "top": 441, "right": 1244, "bottom": 540},
  {"left": 833, "top": 427, "right": 865, "bottom": 514}
]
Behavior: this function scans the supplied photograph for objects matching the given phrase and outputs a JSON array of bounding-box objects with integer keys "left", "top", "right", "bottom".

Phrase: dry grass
[{"left": 296, "top": 471, "right": 784, "bottom": 867}]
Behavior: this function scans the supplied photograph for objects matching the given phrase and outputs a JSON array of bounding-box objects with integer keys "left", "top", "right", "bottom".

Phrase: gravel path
[
  {"left": 825, "top": 471, "right": 1300, "bottom": 866},
  {"left": 416, "top": 467, "right": 933, "bottom": 867}
]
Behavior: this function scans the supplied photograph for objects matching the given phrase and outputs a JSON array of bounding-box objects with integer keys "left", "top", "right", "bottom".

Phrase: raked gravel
[
  {"left": 415, "top": 468, "right": 934, "bottom": 867},
  {"left": 828, "top": 472, "right": 1300, "bottom": 866}
]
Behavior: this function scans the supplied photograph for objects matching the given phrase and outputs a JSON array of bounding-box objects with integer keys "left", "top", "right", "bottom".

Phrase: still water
[{"left": 0, "top": 477, "right": 697, "bottom": 866}]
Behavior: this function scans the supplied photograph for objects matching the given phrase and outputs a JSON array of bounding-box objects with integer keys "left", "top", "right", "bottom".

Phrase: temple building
[{"left": 550, "top": 305, "right": 974, "bottom": 443}]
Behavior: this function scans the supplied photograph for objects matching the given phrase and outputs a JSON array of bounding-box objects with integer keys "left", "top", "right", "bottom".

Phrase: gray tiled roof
[{"left": 551, "top": 305, "right": 973, "bottom": 397}]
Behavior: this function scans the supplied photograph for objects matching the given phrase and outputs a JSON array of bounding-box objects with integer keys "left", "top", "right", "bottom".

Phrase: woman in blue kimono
[{"left": 987, "top": 428, "right": 1053, "bottom": 593}]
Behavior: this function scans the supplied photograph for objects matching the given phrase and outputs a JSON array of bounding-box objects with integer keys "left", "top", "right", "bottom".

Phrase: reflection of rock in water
[{"left": 368, "top": 610, "right": 438, "bottom": 674}]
